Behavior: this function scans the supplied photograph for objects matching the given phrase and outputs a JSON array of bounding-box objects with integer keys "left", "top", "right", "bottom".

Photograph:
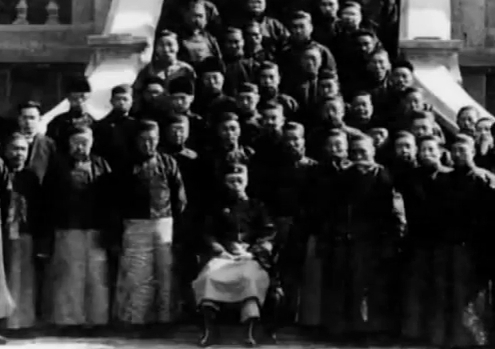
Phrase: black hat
[
  {"left": 65, "top": 76, "right": 91, "bottom": 94},
  {"left": 168, "top": 76, "right": 195, "bottom": 96},
  {"left": 197, "top": 57, "right": 225, "bottom": 75}
]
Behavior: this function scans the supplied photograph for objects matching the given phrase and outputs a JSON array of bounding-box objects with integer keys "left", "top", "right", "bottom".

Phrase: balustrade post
[
  {"left": 45, "top": 0, "right": 61, "bottom": 25},
  {"left": 13, "top": 0, "right": 29, "bottom": 25}
]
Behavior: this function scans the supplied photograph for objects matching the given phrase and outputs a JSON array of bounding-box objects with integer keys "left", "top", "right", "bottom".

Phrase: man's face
[
  {"left": 301, "top": 49, "right": 322, "bottom": 75},
  {"left": 6, "top": 138, "right": 29, "bottom": 169},
  {"left": 68, "top": 92, "right": 90, "bottom": 111},
  {"left": 225, "top": 173, "right": 248, "bottom": 194},
  {"left": 356, "top": 35, "right": 376, "bottom": 56},
  {"left": 111, "top": 93, "right": 133, "bottom": 113},
  {"left": 137, "top": 129, "right": 159, "bottom": 157},
  {"left": 318, "top": 78, "right": 339, "bottom": 99},
  {"left": 411, "top": 119, "right": 434, "bottom": 138},
  {"left": 369, "top": 129, "right": 388, "bottom": 148},
  {"left": 283, "top": 129, "right": 305, "bottom": 156},
  {"left": 236, "top": 92, "right": 259, "bottom": 113},
  {"left": 170, "top": 93, "right": 194, "bottom": 113},
  {"left": 166, "top": 122, "right": 189, "bottom": 146},
  {"left": 403, "top": 92, "right": 424, "bottom": 113},
  {"left": 143, "top": 83, "right": 165, "bottom": 103},
  {"left": 394, "top": 136, "right": 417, "bottom": 162},
  {"left": 340, "top": 7, "right": 362, "bottom": 29},
  {"left": 244, "top": 25, "right": 263, "bottom": 48},
  {"left": 419, "top": 140, "right": 441, "bottom": 167},
  {"left": 324, "top": 100, "right": 345, "bottom": 125},
  {"left": 475, "top": 119, "right": 494, "bottom": 143},
  {"left": 261, "top": 108, "right": 285, "bottom": 132},
  {"left": 350, "top": 139, "right": 375, "bottom": 162},
  {"left": 69, "top": 134, "right": 93, "bottom": 160},
  {"left": 202, "top": 72, "right": 224, "bottom": 93},
  {"left": 225, "top": 32, "right": 244, "bottom": 57},
  {"left": 324, "top": 135, "right": 348, "bottom": 159},
  {"left": 392, "top": 67, "right": 414, "bottom": 92},
  {"left": 18, "top": 107, "right": 41, "bottom": 136},
  {"left": 351, "top": 95, "right": 373, "bottom": 121},
  {"left": 187, "top": 3, "right": 207, "bottom": 29},
  {"left": 452, "top": 142, "right": 475, "bottom": 167},
  {"left": 259, "top": 68, "right": 280, "bottom": 92},
  {"left": 290, "top": 18, "right": 313, "bottom": 42},
  {"left": 458, "top": 109, "right": 478, "bottom": 135},
  {"left": 218, "top": 120, "right": 241, "bottom": 144},
  {"left": 319, "top": 0, "right": 339, "bottom": 19},
  {"left": 246, "top": 0, "right": 266, "bottom": 15},
  {"left": 155, "top": 36, "right": 179, "bottom": 62},
  {"left": 368, "top": 53, "right": 391, "bottom": 81}
]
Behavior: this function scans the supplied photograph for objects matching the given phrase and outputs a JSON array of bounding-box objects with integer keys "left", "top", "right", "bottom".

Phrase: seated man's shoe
[
  {"left": 0, "top": 335, "right": 7, "bottom": 345},
  {"left": 198, "top": 306, "right": 217, "bottom": 347},
  {"left": 265, "top": 329, "right": 277, "bottom": 344},
  {"left": 244, "top": 319, "right": 257, "bottom": 347}
]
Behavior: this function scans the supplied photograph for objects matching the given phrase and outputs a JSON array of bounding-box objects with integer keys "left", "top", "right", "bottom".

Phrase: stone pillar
[
  {"left": 400, "top": 0, "right": 463, "bottom": 83},
  {"left": 400, "top": 0, "right": 452, "bottom": 40}
]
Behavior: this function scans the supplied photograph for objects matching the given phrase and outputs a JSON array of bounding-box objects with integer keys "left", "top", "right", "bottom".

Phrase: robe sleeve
[
  {"left": 379, "top": 167, "right": 407, "bottom": 241},
  {"left": 164, "top": 154, "right": 187, "bottom": 217}
]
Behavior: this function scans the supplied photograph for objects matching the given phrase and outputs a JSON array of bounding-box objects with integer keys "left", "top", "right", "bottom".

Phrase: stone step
[{"left": 2, "top": 326, "right": 430, "bottom": 348}]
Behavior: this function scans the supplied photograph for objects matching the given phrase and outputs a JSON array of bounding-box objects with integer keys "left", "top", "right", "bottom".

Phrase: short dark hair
[
  {"left": 217, "top": 112, "right": 240, "bottom": 124},
  {"left": 392, "top": 60, "right": 414, "bottom": 73},
  {"left": 156, "top": 29, "right": 178, "bottom": 40},
  {"left": 403, "top": 86, "right": 423, "bottom": 97},
  {"left": 417, "top": 134, "right": 441, "bottom": 147},
  {"left": 111, "top": 84, "right": 133, "bottom": 96},
  {"left": 282, "top": 121, "right": 305, "bottom": 136},
  {"left": 452, "top": 133, "right": 475, "bottom": 148},
  {"left": 394, "top": 130, "right": 416, "bottom": 143},
  {"left": 259, "top": 100, "right": 283, "bottom": 112},
  {"left": 325, "top": 128, "right": 348, "bottom": 141},
  {"left": 259, "top": 61, "right": 279, "bottom": 72},
  {"left": 18, "top": 100, "right": 41, "bottom": 113},
  {"left": 410, "top": 110, "right": 435, "bottom": 122},
  {"left": 143, "top": 76, "right": 166, "bottom": 88},
  {"left": 352, "top": 90, "right": 371, "bottom": 100},
  {"left": 136, "top": 119, "right": 159, "bottom": 136},
  {"left": 289, "top": 10, "right": 312, "bottom": 22},
  {"left": 352, "top": 29, "right": 376, "bottom": 41}
]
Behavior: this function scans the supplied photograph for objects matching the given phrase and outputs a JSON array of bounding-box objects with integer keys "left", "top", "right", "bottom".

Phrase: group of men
[{"left": 1, "top": 0, "right": 495, "bottom": 348}]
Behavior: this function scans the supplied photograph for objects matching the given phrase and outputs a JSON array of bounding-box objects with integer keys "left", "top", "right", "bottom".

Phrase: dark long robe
[
  {"left": 92, "top": 111, "right": 137, "bottom": 173},
  {"left": 25, "top": 134, "right": 57, "bottom": 186},
  {"left": 42, "top": 155, "right": 114, "bottom": 325},
  {"left": 426, "top": 166, "right": 495, "bottom": 347},
  {"left": 2, "top": 166, "right": 43, "bottom": 328},
  {"left": 321, "top": 162, "right": 406, "bottom": 335}
]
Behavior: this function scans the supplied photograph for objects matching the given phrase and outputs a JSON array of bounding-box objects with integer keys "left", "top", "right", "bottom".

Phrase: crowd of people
[{"left": 0, "top": 0, "right": 494, "bottom": 348}]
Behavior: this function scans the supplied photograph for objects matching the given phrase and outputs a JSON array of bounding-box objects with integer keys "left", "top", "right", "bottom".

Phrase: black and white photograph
[{"left": 0, "top": 0, "right": 491, "bottom": 348}]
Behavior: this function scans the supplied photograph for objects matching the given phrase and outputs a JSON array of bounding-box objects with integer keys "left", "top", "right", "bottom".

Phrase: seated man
[{"left": 193, "top": 163, "right": 279, "bottom": 347}]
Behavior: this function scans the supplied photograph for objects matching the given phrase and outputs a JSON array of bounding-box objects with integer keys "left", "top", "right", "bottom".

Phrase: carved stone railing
[{"left": 1, "top": 0, "right": 72, "bottom": 25}]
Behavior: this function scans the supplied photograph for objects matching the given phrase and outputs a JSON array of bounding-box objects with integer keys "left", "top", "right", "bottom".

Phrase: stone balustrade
[{"left": 3, "top": 0, "right": 72, "bottom": 25}]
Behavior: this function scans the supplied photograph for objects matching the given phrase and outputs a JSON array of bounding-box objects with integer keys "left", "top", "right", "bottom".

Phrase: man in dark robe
[
  {"left": 15, "top": 101, "right": 57, "bottom": 185},
  {"left": 192, "top": 163, "right": 278, "bottom": 347},
  {"left": 323, "top": 134, "right": 405, "bottom": 340},
  {"left": 46, "top": 76, "right": 95, "bottom": 153},
  {"left": 92, "top": 84, "right": 137, "bottom": 173}
]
